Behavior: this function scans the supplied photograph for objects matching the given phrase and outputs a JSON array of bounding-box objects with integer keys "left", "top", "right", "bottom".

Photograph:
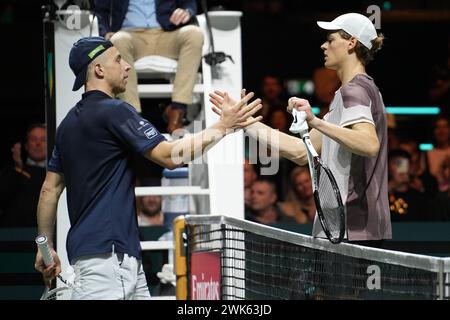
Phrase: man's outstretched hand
[{"left": 209, "top": 89, "right": 262, "bottom": 128}]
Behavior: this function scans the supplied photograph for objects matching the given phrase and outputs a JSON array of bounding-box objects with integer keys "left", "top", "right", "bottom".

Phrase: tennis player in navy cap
[{"left": 34, "top": 36, "right": 262, "bottom": 299}]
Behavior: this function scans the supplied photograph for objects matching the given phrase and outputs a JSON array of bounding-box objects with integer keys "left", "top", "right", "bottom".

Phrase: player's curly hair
[{"left": 338, "top": 30, "right": 385, "bottom": 66}]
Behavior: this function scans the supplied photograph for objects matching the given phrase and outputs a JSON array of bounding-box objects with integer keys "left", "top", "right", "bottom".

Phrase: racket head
[
  {"left": 312, "top": 159, "right": 346, "bottom": 244},
  {"left": 41, "top": 286, "right": 72, "bottom": 300}
]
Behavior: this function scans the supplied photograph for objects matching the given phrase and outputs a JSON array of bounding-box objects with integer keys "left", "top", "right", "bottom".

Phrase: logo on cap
[
  {"left": 69, "top": 37, "right": 113, "bottom": 91},
  {"left": 88, "top": 45, "right": 106, "bottom": 59}
]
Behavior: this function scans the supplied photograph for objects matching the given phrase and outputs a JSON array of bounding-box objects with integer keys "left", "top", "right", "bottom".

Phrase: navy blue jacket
[{"left": 95, "top": 0, "right": 197, "bottom": 36}]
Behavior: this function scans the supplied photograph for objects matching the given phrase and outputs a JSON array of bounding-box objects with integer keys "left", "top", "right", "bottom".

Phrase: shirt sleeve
[
  {"left": 182, "top": 0, "right": 197, "bottom": 16},
  {"left": 107, "top": 103, "right": 166, "bottom": 155},
  {"left": 48, "top": 145, "right": 63, "bottom": 173},
  {"left": 339, "top": 82, "right": 374, "bottom": 127}
]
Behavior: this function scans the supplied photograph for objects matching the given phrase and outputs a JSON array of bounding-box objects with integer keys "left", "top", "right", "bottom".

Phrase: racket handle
[
  {"left": 294, "top": 109, "right": 307, "bottom": 122},
  {"left": 289, "top": 109, "right": 309, "bottom": 135},
  {"left": 35, "top": 235, "right": 54, "bottom": 267}
]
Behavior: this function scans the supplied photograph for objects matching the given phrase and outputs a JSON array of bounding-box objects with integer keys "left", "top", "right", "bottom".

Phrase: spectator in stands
[
  {"left": 244, "top": 158, "right": 257, "bottom": 212},
  {"left": 137, "top": 195, "right": 174, "bottom": 297},
  {"left": 268, "top": 109, "right": 291, "bottom": 134},
  {"left": 259, "top": 75, "right": 286, "bottom": 122},
  {"left": 281, "top": 167, "right": 315, "bottom": 224},
  {"left": 246, "top": 179, "right": 294, "bottom": 224},
  {"left": 138, "top": 195, "right": 163, "bottom": 226},
  {"left": 387, "top": 129, "right": 400, "bottom": 151},
  {"left": 387, "top": 113, "right": 399, "bottom": 152},
  {"left": 266, "top": 109, "right": 295, "bottom": 201},
  {"left": 426, "top": 117, "right": 450, "bottom": 192},
  {"left": 137, "top": 193, "right": 173, "bottom": 297},
  {"left": 312, "top": 67, "right": 340, "bottom": 119},
  {"left": 0, "top": 123, "right": 46, "bottom": 227},
  {"left": 95, "top": 0, "right": 204, "bottom": 133},
  {"left": 247, "top": 75, "right": 285, "bottom": 168},
  {"left": 398, "top": 138, "right": 438, "bottom": 198},
  {"left": 388, "top": 149, "right": 428, "bottom": 221},
  {"left": 252, "top": 78, "right": 291, "bottom": 202},
  {"left": 432, "top": 155, "right": 450, "bottom": 221}
]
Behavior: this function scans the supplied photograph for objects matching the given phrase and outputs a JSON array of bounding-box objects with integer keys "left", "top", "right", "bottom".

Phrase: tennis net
[{"left": 183, "top": 215, "right": 450, "bottom": 300}]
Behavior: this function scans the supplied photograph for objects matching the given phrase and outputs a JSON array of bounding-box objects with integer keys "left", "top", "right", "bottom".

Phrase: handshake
[
  {"left": 209, "top": 90, "right": 315, "bottom": 134},
  {"left": 208, "top": 89, "right": 263, "bottom": 131}
]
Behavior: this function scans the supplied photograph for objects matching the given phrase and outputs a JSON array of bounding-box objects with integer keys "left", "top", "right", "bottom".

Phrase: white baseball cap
[{"left": 317, "top": 13, "right": 378, "bottom": 49}]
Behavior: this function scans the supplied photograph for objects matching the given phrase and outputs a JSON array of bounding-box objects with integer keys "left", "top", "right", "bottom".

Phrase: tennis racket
[
  {"left": 289, "top": 109, "right": 345, "bottom": 244},
  {"left": 35, "top": 235, "right": 73, "bottom": 300}
]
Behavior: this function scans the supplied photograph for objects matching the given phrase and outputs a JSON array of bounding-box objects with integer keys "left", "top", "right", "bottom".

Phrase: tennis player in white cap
[{"left": 210, "top": 13, "right": 391, "bottom": 247}]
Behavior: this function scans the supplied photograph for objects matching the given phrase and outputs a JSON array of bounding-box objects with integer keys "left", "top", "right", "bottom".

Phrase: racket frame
[{"left": 290, "top": 109, "right": 346, "bottom": 244}]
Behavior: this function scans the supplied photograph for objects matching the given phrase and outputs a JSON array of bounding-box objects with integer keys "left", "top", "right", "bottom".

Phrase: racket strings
[
  {"left": 318, "top": 169, "right": 344, "bottom": 240},
  {"left": 41, "top": 274, "right": 77, "bottom": 300}
]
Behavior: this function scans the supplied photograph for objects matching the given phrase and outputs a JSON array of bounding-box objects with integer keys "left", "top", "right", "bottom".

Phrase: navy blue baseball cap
[{"left": 69, "top": 37, "right": 113, "bottom": 91}]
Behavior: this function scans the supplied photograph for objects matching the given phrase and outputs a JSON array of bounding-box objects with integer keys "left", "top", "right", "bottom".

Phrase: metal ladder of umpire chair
[
  {"left": 133, "top": 49, "right": 212, "bottom": 214},
  {"left": 134, "top": 11, "right": 245, "bottom": 221}
]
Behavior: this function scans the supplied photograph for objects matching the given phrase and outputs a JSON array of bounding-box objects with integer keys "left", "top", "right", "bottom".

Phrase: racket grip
[
  {"left": 35, "top": 235, "right": 54, "bottom": 266},
  {"left": 289, "top": 109, "right": 309, "bottom": 135},
  {"left": 294, "top": 109, "right": 307, "bottom": 122}
]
